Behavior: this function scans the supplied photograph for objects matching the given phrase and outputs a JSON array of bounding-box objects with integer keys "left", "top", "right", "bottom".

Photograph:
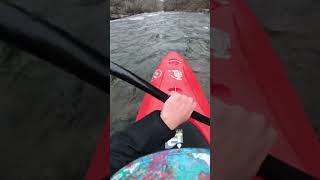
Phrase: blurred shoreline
[
  {"left": 111, "top": 0, "right": 209, "bottom": 20},
  {"left": 111, "top": 9, "right": 209, "bottom": 20}
]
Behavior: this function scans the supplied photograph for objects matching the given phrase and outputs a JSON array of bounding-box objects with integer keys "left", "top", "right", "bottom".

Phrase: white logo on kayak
[
  {"left": 151, "top": 69, "right": 162, "bottom": 81},
  {"left": 168, "top": 59, "right": 182, "bottom": 64},
  {"left": 168, "top": 70, "right": 183, "bottom": 80},
  {"left": 165, "top": 129, "right": 183, "bottom": 149}
]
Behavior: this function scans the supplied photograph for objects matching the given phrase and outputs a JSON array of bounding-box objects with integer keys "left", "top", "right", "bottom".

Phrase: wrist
[{"left": 160, "top": 113, "right": 177, "bottom": 130}]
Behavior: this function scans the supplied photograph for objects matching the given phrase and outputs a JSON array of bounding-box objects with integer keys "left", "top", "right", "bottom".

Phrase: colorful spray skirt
[{"left": 111, "top": 148, "right": 210, "bottom": 180}]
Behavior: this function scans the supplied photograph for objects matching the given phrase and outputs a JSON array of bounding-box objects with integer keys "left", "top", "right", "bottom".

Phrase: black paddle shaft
[
  {"left": 111, "top": 62, "right": 211, "bottom": 126},
  {"left": 0, "top": 2, "right": 108, "bottom": 93},
  {"left": 0, "top": 2, "right": 316, "bottom": 179}
]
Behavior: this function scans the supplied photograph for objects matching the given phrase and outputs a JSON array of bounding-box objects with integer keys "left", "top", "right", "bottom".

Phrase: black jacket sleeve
[{"left": 110, "top": 110, "right": 175, "bottom": 176}]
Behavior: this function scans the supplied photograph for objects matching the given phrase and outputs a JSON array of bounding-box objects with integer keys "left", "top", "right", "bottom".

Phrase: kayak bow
[{"left": 136, "top": 52, "right": 211, "bottom": 143}]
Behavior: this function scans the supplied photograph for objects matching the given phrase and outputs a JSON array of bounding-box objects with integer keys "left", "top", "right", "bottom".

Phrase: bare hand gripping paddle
[
  {"left": 110, "top": 62, "right": 211, "bottom": 126},
  {"left": 0, "top": 2, "right": 316, "bottom": 179}
]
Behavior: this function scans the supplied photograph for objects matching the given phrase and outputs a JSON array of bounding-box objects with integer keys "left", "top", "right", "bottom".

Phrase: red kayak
[
  {"left": 85, "top": 52, "right": 210, "bottom": 180},
  {"left": 212, "top": 0, "right": 320, "bottom": 178},
  {"left": 136, "top": 52, "right": 210, "bottom": 143}
]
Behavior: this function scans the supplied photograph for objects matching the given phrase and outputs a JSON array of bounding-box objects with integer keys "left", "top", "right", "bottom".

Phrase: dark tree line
[
  {"left": 163, "top": 0, "right": 209, "bottom": 11},
  {"left": 110, "top": 0, "right": 209, "bottom": 19},
  {"left": 111, "top": 0, "right": 162, "bottom": 17}
]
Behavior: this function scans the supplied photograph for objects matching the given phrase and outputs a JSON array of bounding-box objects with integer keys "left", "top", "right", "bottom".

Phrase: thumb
[{"left": 169, "top": 91, "right": 179, "bottom": 96}]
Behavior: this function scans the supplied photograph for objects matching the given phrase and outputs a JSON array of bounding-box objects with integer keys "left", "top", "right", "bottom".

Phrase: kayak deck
[
  {"left": 136, "top": 52, "right": 210, "bottom": 143},
  {"left": 213, "top": 0, "right": 320, "bottom": 178}
]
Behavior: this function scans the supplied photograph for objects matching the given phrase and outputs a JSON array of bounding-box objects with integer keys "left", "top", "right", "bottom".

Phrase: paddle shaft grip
[
  {"left": 110, "top": 62, "right": 211, "bottom": 126},
  {"left": 0, "top": 2, "right": 108, "bottom": 93}
]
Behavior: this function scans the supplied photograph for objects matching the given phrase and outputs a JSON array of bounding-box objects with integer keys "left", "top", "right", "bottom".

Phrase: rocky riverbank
[
  {"left": 111, "top": 9, "right": 209, "bottom": 20},
  {"left": 110, "top": 0, "right": 209, "bottom": 20}
]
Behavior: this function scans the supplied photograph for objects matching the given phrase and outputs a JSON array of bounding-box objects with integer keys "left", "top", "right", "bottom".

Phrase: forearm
[{"left": 110, "top": 110, "right": 175, "bottom": 175}]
